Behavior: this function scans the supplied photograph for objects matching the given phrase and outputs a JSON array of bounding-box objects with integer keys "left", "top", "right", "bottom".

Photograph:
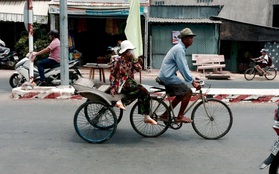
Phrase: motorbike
[
  {"left": 259, "top": 102, "right": 279, "bottom": 174},
  {"left": 9, "top": 54, "right": 82, "bottom": 88},
  {"left": 0, "top": 51, "right": 19, "bottom": 69}
]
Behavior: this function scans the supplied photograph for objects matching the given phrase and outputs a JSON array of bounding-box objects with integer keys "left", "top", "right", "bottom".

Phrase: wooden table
[{"left": 83, "top": 63, "right": 110, "bottom": 83}]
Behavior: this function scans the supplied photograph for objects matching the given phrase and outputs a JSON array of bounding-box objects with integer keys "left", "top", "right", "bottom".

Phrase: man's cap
[
  {"left": 178, "top": 28, "right": 196, "bottom": 38},
  {"left": 260, "top": 48, "right": 267, "bottom": 53}
]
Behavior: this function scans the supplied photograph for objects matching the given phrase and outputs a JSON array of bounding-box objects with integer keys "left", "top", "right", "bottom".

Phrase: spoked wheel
[
  {"left": 265, "top": 67, "right": 277, "bottom": 80},
  {"left": 9, "top": 73, "right": 26, "bottom": 88},
  {"left": 130, "top": 98, "right": 170, "bottom": 137},
  {"left": 113, "top": 107, "right": 123, "bottom": 124},
  {"left": 191, "top": 98, "right": 233, "bottom": 140},
  {"left": 85, "top": 99, "right": 123, "bottom": 124},
  {"left": 244, "top": 68, "right": 256, "bottom": 81},
  {"left": 73, "top": 101, "right": 117, "bottom": 143}
]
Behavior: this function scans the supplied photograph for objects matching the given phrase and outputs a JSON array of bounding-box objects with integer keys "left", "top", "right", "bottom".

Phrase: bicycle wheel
[
  {"left": 265, "top": 67, "right": 277, "bottom": 80},
  {"left": 74, "top": 101, "right": 117, "bottom": 143},
  {"left": 130, "top": 97, "right": 170, "bottom": 137},
  {"left": 86, "top": 99, "right": 123, "bottom": 124},
  {"left": 191, "top": 98, "right": 233, "bottom": 140},
  {"left": 244, "top": 68, "right": 256, "bottom": 81},
  {"left": 113, "top": 107, "right": 123, "bottom": 124}
]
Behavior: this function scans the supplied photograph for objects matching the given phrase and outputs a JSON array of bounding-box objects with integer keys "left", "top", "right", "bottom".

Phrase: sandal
[{"left": 175, "top": 117, "right": 192, "bottom": 123}]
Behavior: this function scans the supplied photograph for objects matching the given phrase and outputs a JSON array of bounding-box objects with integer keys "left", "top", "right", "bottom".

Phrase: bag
[{"left": 268, "top": 56, "right": 272, "bottom": 66}]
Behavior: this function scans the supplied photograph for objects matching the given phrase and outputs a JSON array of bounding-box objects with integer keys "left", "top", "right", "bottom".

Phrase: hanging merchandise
[
  {"left": 78, "top": 18, "right": 87, "bottom": 33},
  {"left": 106, "top": 18, "right": 113, "bottom": 34}
]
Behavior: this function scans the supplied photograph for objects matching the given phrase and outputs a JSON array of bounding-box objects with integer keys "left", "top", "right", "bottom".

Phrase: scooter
[
  {"left": 9, "top": 54, "right": 82, "bottom": 88},
  {"left": 0, "top": 51, "right": 19, "bottom": 69},
  {"left": 259, "top": 102, "right": 279, "bottom": 174}
]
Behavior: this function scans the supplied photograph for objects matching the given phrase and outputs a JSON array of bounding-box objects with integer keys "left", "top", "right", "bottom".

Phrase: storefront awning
[
  {"left": 49, "top": 1, "right": 145, "bottom": 16},
  {"left": 0, "top": 1, "right": 49, "bottom": 24}
]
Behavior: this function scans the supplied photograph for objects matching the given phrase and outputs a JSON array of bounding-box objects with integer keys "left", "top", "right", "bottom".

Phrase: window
[{"left": 273, "top": 5, "right": 279, "bottom": 27}]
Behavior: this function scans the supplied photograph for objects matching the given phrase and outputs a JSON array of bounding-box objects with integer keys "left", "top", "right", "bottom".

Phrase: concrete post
[{"left": 59, "top": 0, "right": 69, "bottom": 85}]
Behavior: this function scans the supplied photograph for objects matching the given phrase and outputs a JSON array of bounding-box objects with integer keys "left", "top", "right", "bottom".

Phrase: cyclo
[{"left": 73, "top": 77, "right": 233, "bottom": 144}]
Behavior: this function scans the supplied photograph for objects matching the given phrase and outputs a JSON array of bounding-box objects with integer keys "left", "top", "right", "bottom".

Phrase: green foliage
[{"left": 15, "top": 24, "right": 49, "bottom": 59}]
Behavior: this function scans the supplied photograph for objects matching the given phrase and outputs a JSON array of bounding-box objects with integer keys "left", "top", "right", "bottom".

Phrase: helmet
[
  {"left": 119, "top": 40, "right": 136, "bottom": 54},
  {"left": 260, "top": 48, "right": 267, "bottom": 53},
  {"left": 48, "top": 29, "right": 59, "bottom": 37},
  {"left": 0, "top": 39, "right": 6, "bottom": 47}
]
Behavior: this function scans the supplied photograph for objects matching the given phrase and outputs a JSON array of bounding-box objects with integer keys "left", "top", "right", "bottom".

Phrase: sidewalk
[{"left": 11, "top": 68, "right": 279, "bottom": 103}]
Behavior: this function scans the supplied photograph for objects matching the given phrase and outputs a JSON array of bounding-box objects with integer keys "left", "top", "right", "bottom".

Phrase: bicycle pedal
[{"left": 170, "top": 122, "right": 182, "bottom": 130}]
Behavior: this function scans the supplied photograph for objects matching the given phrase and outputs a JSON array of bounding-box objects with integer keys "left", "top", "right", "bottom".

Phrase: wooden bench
[
  {"left": 192, "top": 54, "right": 218, "bottom": 67},
  {"left": 194, "top": 54, "right": 226, "bottom": 74}
]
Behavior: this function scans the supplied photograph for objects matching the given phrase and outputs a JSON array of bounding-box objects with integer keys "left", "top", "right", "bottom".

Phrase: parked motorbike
[
  {"left": 259, "top": 102, "right": 279, "bottom": 174},
  {"left": 9, "top": 54, "right": 82, "bottom": 88},
  {"left": 0, "top": 51, "right": 19, "bottom": 69}
]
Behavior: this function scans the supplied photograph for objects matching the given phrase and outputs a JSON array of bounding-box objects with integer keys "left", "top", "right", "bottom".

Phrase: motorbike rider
[
  {"left": 0, "top": 39, "right": 10, "bottom": 58},
  {"left": 32, "top": 29, "right": 60, "bottom": 85},
  {"left": 252, "top": 48, "right": 269, "bottom": 75}
]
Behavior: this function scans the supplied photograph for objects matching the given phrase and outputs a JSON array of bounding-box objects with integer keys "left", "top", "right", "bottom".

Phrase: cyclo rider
[{"left": 251, "top": 48, "right": 269, "bottom": 75}]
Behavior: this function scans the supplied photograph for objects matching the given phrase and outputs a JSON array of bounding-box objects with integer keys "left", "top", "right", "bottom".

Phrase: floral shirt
[{"left": 109, "top": 54, "right": 142, "bottom": 95}]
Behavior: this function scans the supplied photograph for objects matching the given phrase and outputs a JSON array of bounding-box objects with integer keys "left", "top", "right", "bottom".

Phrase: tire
[
  {"left": 7, "top": 60, "right": 17, "bottom": 70},
  {"left": 269, "top": 154, "right": 279, "bottom": 174},
  {"left": 113, "top": 107, "right": 123, "bottom": 124},
  {"left": 130, "top": 98, "right": 170, "bottom": 137},
  {"left": 9, "top": 73, "right": 25, "bottom": 88},
  {"left": 265, "top": 67, "right": 277, "bottom": 80},
  {"left": 85, "top": 99, "right": 123, "bottom": 124},
  {"left": 73, "top": 101, "right": 117, "bottom": 143},
  {"left": 191, "top": 98, "right": 233, "bottom": 140},
  {"left": 244, "top": 68, "right": 256, "bottom": 81}
]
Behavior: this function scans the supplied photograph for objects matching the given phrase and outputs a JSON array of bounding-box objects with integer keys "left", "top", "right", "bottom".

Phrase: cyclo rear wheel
[
  {"left": 130, "top": 97, "right": 170, "bottom": 137},
  {"left": 244, "top": 67, "right": 256, "bottom": 81},
  {"left": 73, "top": 101, "right": 117, "bottom": 143},
  {"left": 191, "top": 98, "right": 233, "bottom": 140},
  {"left": 265, "top": 67, "right": 277, "bottom": 80}
]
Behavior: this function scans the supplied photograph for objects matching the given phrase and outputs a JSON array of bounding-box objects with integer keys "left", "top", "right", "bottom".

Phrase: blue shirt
[{"left": 158, "top": 42, "right": 193, "bottom": 85}]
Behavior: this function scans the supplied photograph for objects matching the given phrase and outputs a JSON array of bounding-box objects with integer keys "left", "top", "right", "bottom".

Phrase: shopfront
[{"left": 48, "top": 0, "right": 148, "bottom": 65}]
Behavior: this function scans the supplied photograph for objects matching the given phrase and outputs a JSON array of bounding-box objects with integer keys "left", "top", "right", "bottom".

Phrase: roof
[
  {"left": 0, "top": 1, "right": 49, "bottom": 24},
  {"left": 211, "top": 16, "right": 279, "bottom": 42},
  {"left": 148, "top": 17, "right": 222, "bottom": 24}
]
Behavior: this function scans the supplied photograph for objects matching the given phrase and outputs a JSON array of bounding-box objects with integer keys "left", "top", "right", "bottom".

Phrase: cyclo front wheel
[
  {"left": 265, "top": 67, "right": 277, "bottom": 80},
  {"left": 244, "top": 68, "right": 256, "bottom": 81},
  {"left": 130, "top": 97, "right": 170, "bottom": 137},
  {"left": 73, "top": 101, "right": 117, "bottom": 143},
  {"left": 191, "top": 98, "right": 233, "bottom": 140}
]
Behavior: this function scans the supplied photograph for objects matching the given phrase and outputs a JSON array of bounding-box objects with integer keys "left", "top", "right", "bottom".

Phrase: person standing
[
  {"left": 109, "top": 40, "right": 157, "bottom": 125},
  {"left": 32, "top": 29, "right": 60, "bottom": 85},
  {"left": 158, "top": 28, "right": 201, "bottom": 123}
]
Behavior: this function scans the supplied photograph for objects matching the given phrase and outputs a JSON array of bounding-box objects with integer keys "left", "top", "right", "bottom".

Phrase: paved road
[{"left": 0, "top": 69, "right": 277, "bottom": 174}]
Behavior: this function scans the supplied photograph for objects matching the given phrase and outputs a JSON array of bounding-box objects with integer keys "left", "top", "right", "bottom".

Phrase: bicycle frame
[{"left": 151, "top": 86, "right": 210, "bottom": 120}]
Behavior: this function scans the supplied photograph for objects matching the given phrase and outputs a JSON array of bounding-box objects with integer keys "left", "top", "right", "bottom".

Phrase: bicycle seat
[
  {"left": 155, "top": 77, "right": 175, "bottom": 96},
  {"left": 155, "top": 77, "right": 165, "bottom": 86}
]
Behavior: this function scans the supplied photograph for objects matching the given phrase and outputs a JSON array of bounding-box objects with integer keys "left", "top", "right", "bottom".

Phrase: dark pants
[
  {"left": 37, "top": 58, "right": 59, "bottom": 81},
  {"left": 121, "top": 77, "right": 151, "bottom": 115}
]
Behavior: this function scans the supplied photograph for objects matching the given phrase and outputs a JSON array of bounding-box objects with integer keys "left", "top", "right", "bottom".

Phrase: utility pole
[
  {"left": 27, "top": 0, "right": 34, "bottom": 84},
  {"left": 60, "top": 0, "right": 69, "bottom": 85}
]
